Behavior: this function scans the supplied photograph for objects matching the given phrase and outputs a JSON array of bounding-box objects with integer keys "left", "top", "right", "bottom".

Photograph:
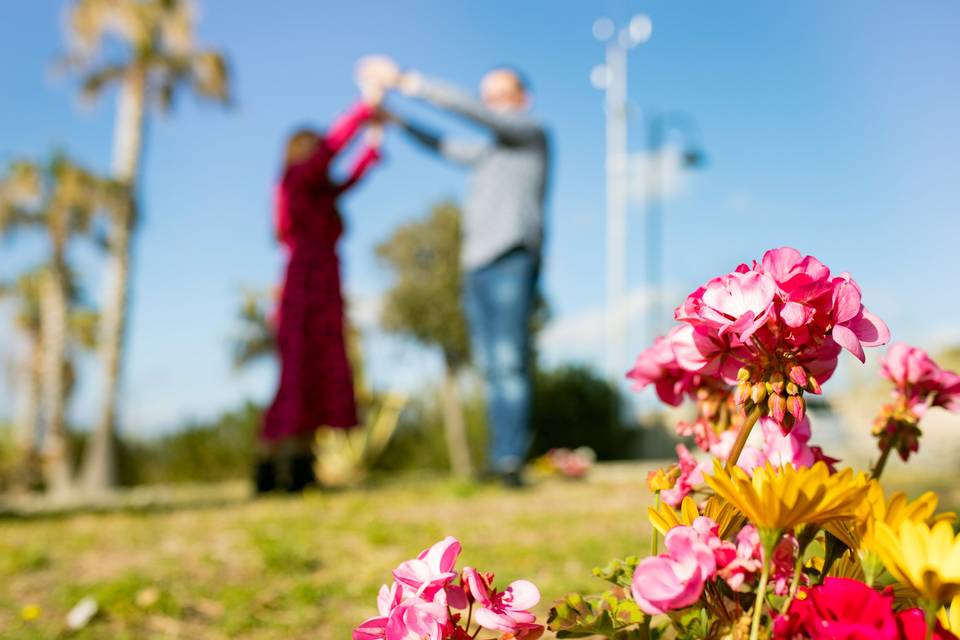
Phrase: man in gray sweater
[{"left": 368, "top": 60, "right": 550, "bottom": 485}]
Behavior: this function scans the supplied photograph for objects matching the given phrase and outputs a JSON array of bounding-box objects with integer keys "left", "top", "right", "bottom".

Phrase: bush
[{"left": 530, "top": 364, "right": 638, "bottom": 461}]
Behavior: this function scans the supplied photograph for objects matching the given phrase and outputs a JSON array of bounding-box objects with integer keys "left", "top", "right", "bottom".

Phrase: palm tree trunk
[
  {"left": 82, "top": 67, "right": 146, "bottom": 493},
  {"left": 40, "top": 265, "right": 73, "bottom": 497},
  {"left": 440, "top": 362, "right": 472, "bottom": 477},
  {"left": 13, "top": 338, "right": 42, "bottom": 455}
]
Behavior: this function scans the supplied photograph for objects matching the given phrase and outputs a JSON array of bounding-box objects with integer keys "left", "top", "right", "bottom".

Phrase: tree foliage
[{"left": 376, "top": 201, "right": 470, "bottom": 369}]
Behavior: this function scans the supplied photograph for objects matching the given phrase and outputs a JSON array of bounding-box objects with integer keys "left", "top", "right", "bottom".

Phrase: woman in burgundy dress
[{"left": 257, "top": 101, "right": 381, "bottom": 493}]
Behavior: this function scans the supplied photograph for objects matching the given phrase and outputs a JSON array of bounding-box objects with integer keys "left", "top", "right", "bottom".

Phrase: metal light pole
[
  {"left": 592, "top": 15, "right": 652, "bottom": 380},
  {"left": 643, "top": 111, "right": 705, "bottom": 348}
]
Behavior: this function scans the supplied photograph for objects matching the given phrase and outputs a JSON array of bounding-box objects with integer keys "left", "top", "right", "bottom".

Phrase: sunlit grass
[{"left": 0, "top": 474, "right": 651, "bottom": 639}]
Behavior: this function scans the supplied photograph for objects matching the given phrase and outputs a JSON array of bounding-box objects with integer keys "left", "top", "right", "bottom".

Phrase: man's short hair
[{"left": 489, "top": 65, "right": 532, "bottom": 93}]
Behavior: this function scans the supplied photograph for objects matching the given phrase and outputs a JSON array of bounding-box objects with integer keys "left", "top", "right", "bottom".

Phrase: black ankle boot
[
  {"left": 287, "top": 454, "right": 316, "bottom": 492},
  {"left": 254, "top": 460, "right": 278, "bottom": 494}
]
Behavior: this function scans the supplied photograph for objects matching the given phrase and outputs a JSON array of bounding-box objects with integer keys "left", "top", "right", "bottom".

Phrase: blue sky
[{"left": 1, "top": 1, "right": 959, "bottom": 433}]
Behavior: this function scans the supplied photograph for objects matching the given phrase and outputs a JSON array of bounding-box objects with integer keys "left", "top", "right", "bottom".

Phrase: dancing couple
[{"left": 256, "top": 58, "right": 550, "bottom": 493}]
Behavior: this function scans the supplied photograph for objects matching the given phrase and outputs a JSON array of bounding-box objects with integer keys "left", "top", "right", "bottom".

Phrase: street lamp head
[
  {"left": 683, "top": 148, "right": 707, "bottom": 169},
  {"left": 590, "top": 64, "right": 612, "bottom": 89},
  {"left": 627, "top": 14, "right": 653, "bottom": 45},
  {"left": 593, "top": 17, "right": 615, "bottom": 42}
]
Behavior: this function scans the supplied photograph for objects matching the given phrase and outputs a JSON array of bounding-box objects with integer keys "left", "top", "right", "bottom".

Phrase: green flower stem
[
  {"left": 751, "top": 529, "right": 781, "bottom": 640},
  {"left": 651, "top": 492, "right": 661, "bottom": 557},
  {"left": 780, "top": 555, "right": 804, "bottom": 614},
  {"left": 749, "top": 556, "right": 771, "bottom": 640},
  {"left": 923, "top": 600, "right": 938, "bottom": 640},
  {"left": 871, "top": 443, "right": 893, "bottom": 480},
  {"left": 725, "top": 405, "right": 763, "bottom": 472}
]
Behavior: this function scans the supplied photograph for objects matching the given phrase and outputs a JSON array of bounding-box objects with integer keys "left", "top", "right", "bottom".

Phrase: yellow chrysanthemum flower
[
  {"left": 647, "top": 495, "right": 746, "bottom": 538},
  {"left": 828, "top": 483, "right": 951, "bottom": 551},
  {"left": 874, "top": 520, "right": 960, "bottom": 606},
  {"left": 704, "top": 461, "right": 870, "bottom": 535},
  {"left": 648, "top": 495, "right": 699, "bottom": 536},
  {"left": 938, "top": 595, "right": 960, "bottom": 636}
]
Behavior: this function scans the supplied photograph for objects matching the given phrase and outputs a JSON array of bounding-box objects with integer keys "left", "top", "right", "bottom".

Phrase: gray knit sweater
[{"left": 400, "top": 77, "right": 550, "bottom": 270}]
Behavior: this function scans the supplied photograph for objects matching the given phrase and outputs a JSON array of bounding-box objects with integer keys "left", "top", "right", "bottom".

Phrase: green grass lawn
[
  {"left": 2, "top": 464, "right": 955, "bottom": 639},
  {"left": 0, "top": 473, "right": 654, "bottom": 639}
]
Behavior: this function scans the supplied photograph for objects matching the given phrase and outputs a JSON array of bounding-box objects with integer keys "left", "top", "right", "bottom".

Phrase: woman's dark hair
[{"left": 283, "top": 127, "right": 322, "bottom": 169}]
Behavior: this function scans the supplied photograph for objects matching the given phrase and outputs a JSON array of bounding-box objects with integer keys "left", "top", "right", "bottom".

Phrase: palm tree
[
  {"left": 0, "top": 270, "right": 44, "bottom": 485},
  {"left": 0, "top": 156, "right": 111, "bottom": 496},
  {"left": 63, "top": 0, "right": 231, "bottom": 491}
]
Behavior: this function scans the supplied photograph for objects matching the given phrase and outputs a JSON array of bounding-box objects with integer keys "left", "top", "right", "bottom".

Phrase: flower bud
[
  {"left": 737, "top": 367, "right": 751, "bottom": 383},
  {"left": 788, "top": 364, "right": 809, "bottom": 388},
  {"left": 769, "top": 372, "right": 785, "bottom": 395},
  {"left": 807, "top": 375, "right": 822, "bottom": 395},
  {"left": 750, "top": 382, "right": 767, "bottom": 405},
  {"left": 768, "top": 393, "right": 787, "bottom": 423},
  {"left": 733, "top": 381, "right": 752, "bottom": 406},
  {"left": 786, "top": 394, "right": 806, "bottom": 423},
  {"left": 785, "top": 382, "right": 800, "bottom": 396},
  {"left": 647, "top": 467, "right": 677, "bottom": 492}
]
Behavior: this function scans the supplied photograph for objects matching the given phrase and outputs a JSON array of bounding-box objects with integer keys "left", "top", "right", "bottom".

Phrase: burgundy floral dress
[{"left": 261, "top": 102, "right": 380, "bottom": 442}]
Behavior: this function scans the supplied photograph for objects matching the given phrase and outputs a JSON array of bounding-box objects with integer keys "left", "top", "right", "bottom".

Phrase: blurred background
[{"left": 1, "top": 1, "right": 959, "bottom": 638}]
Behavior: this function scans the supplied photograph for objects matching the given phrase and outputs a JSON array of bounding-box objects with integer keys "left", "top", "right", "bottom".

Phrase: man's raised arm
[
  {"left": 400, "top": 74, "right": 541, "bottom": 143},
  {"left": 396, "top": 115, "right": 487, "bottom": 166}
]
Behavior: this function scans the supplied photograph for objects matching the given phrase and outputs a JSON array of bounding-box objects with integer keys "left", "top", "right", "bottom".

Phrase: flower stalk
[
  {"left": 724, "top": 405, "right": 763, "bottom": 471},
  {"left": 871, "top": 443, "right": 893, "bottom": 480}
]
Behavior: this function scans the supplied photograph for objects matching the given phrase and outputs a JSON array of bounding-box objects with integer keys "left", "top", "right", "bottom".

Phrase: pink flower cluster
[
  {"left": 630, "top": 247, "right": 890, "bottom": 435},
  {"left": 774, "top": 578, "right": 958, "bottom": 640},
  {"left": 881, "top": 343, "right": 960, "bottom": 417},
  {"left": 631, "top": 517, "right": 797, "bottom": 615},
  {"left": 735, "top": 416, "right": 838, "bottom": 475},
  {"left": 627, "top": 327, "right": 702, "bottom": 406},
  {"left": 676, "top": 247, "right": 889, "bottom": 373},
  {"left": 354, "top": 537, "right": 543, "bottom": 640},
  {"left": 659, "top": 417, "right": 837, "bottom": 507},
  {"left": 873, "top": 343, "right": 960, "bottom": 462}
]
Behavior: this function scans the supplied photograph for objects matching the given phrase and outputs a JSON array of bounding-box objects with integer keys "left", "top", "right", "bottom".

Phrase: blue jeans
[{"left": 464, "top": 247, "right": 539, "bottom": 473}]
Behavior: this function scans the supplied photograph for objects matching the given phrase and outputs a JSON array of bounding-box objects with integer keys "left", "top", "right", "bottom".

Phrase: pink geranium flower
[
  {"left": 631, "top": 523, "right": 718, "bottom": 615},
  {"left": 384, "top": 598, "right": 449, "bottom": 640},
  {"left": 718, "top": 525, "right": 763, "bottom": 591},
  {"left": 676, "top": 269, "right": 776, "bottom": 344},
  {"left": 463, "top": 568, "right": 544, "bottom": 639},
  {"left": 660, "top": 444, "right": 710, "bottom": 507},
  {"left": 670, "top": 324, "right": 751, "bottom": 384},
  {"left": 627, "top": 327, "right": 699, "bottom": 406},
  {"left": 353, "top": 585, "right": 447, "bottom": 640},
  {"left": 881, "top": 343, "right": 960, "bottom": 416},
  {"left": 392, "top": 536, "right": 461, "bottom": 600},
  {"left": 829, "top": 274, "right": 890, "bottom": 363}
]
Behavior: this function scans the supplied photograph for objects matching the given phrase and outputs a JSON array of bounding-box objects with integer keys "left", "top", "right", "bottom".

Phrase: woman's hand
[{"left": 355, "top": 55, "right": 400, "bottom": 105}]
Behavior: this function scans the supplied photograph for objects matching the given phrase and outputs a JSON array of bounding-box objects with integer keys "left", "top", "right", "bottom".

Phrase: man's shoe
[{"left": 500, "top": 470, "right": 526, "bottom": 489}]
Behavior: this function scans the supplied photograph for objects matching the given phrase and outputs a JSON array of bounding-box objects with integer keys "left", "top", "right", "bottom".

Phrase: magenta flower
[
  {"left": 463, "top": 567, "right": 544, "bottom": 639},
  {"left": 773, "top": 577, "right": 958, "bottom": 640},
  {"left": 773, "top": 577, "right": 901, "bottom": 639},
  {"left": 392, "top": 536, "right": 461, "bottom": 600}
]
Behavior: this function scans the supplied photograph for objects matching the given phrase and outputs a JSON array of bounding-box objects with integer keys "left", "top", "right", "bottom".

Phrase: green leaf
[
  {"left": 593, "top": 556, "right": 640, "bottom": 589},
  {"left": 548, "top": 588, "right": 647, "bottom": 639}
]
